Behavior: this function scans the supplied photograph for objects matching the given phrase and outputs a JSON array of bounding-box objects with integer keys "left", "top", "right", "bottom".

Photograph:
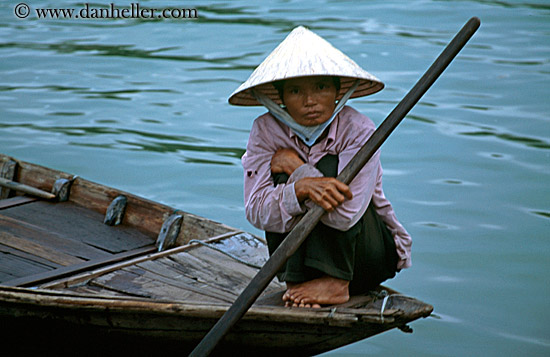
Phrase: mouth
[{"left": 303, "top": 111, "right": 321, "bottom": 120}]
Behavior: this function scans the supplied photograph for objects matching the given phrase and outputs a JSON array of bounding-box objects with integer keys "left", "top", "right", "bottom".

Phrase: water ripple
[
  {"left": 436, "top": 121, "right": 550, "bottom": 150},
  {"left": 0, "top": 41, "right": 262, "bottom": 65}
]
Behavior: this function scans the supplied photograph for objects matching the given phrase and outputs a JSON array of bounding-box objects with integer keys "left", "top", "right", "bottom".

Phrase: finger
[
  {"left": 321, "top": 192, "right": 341, "bottom": 209},
  {"left": 312, "top": 194, "right": 337, "bottom": 212},
  {"left": 332, "top": 180, "right": 353, "bottom": 200},
  {"left": 325, "top": 186, "right": 347, "bottom": 205},
  {"left": 315, "top": 185, "right": 348, "bottom": 210}
]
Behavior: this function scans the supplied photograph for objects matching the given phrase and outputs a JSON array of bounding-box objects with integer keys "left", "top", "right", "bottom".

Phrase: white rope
[{"left": 380, "top": 294, "right": 390, "bottom": 323}]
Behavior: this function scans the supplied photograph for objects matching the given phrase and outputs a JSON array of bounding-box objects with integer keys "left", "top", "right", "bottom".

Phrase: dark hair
[{"left": 272, "top": 76, "right": 341, "bottom": 104}]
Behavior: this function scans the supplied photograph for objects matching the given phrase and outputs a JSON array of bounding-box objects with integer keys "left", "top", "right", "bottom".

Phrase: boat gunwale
[
  {"left": 0, "top": 283, "right": 436, "bottom": 328},
  {"left": 0, "top": 153, "right": 237, "bottom": 244}
]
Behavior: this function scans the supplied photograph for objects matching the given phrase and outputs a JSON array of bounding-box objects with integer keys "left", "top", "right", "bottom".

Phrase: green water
[{"left": 1, "top": 1, "right": 549, "bottom": 355}]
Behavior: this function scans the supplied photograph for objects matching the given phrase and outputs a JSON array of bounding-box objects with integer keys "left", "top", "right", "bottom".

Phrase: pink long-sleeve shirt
[{"left": 242, "top": 106, "right": 412, "bottom": 269}]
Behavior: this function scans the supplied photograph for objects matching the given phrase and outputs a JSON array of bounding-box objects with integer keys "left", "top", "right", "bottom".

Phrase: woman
[{"left": 229, "top": 26, "right": 412, "bottom": 308}]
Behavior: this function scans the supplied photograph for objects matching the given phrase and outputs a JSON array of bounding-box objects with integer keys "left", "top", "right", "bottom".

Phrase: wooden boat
[{"left": 0, "top": 153, "right": 433, "bottom": 355}]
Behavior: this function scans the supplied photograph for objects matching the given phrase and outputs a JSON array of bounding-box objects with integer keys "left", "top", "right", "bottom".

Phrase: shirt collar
[{"left": 285, "top": 109, "right": 340, "bottom": 146}]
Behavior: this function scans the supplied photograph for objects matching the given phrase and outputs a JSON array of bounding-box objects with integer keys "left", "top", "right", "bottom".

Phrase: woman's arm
[
  {"left": 243, "top": 121, "right": 307, "bottom": 233},
  {"left": 271, "top": 148, "right": 353, "bottom": 213}
]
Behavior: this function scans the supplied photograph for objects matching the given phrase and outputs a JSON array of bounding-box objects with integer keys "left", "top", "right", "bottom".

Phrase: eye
[{"left": 289, "top": 88, "right": 299, "bottom": 94}]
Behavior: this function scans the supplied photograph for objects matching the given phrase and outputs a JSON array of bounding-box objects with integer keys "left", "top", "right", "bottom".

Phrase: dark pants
[{"left": 266, "top": 155, "right": 398, "bottom": 294}]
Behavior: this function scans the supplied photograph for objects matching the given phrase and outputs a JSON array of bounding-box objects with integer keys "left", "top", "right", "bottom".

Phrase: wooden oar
[
  {"left": 0, "top": 177, "right": 55, "bottom": 200},
  {"left": 190, "top": 17, "right": 481, "bottom": 356}
]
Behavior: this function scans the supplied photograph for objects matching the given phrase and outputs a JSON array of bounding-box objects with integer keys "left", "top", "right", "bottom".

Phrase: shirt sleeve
[{"left": 242, "top": 119, "right": 306, "bottom": 233}]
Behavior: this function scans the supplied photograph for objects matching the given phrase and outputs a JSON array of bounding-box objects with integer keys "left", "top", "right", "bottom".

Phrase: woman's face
[{"left": 282, "top": 76, "right": 338, "bottom": 127}]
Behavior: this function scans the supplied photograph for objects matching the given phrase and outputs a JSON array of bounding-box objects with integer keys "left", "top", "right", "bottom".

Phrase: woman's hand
[
  {"left": 271, "top": 148, "right": 352, "bottom": 211},
  {"left": 271, "top": 148, "right": 305, "bottom": 176},
  {"left": 294, "top": 177, "right": 353, "bottom": 212}
]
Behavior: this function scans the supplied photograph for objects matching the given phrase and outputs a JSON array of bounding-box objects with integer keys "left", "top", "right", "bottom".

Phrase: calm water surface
[{"left": 1, "top": 1, "right": 548, "bottom": 355}]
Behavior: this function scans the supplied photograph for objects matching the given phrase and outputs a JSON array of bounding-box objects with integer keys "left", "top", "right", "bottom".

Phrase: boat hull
[
  {"left": 0, "top": 153, "right": 433, "bottom": 355},
  {"left": 0, "top": 286, "right": 431, "bottom": 356}
]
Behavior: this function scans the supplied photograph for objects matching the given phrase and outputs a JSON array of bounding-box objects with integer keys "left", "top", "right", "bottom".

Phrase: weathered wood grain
[
  {"left": 91, "top": 266, "right": 233, "bottom": 304},
  {"left": 2, "top": 245, "right": 156, "bottom": 287},
  {"left": 0, "top": 250, "right": 54, "bottom": 280},
  {"left": 0, "top": 211, "right": 110, "bottom": 261},
  {"left": 0, "top": 196, "right": 37, "bottom": 210},
  {"left": 136, "top": 258, "right": 240, "bottom": 301},
  {"left": 39, "top": 231, "right": 243, "bottom": 289},
  {"left": 2, "top": 201, "right": 152, "bottom": 253},
  {"left": 0, "top": 231, "right": 85, "bottom": 266},
  {"left": 0, "top": 243, "right": 63, "bottom": 270}
]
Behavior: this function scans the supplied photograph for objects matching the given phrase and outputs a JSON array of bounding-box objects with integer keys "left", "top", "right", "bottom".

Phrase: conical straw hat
[{"left": 228, "top": 26, "right": 384, "bottom": 106}]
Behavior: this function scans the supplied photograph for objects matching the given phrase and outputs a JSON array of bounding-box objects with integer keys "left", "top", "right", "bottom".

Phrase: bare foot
[
  {"left": 282, "top": 276, "right": 350, "bottom": 308},
  {"left": 283, "top": 282, "right": 300, "bottom": 307}
]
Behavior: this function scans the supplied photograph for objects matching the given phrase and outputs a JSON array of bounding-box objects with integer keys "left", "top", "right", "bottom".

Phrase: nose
[{"left": 303, "top": 90, "right": 316, "bottom": 106}]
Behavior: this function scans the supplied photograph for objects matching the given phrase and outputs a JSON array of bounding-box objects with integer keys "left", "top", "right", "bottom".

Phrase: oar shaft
[
  {"left": 0, "top": 177, "right": 55, "bottom": 200},
  {"left": 190, "top": 17, "right": 480, "bottom": 357},
  {"left": 338, "top": 17, "right": 481, "bottom": 186}
]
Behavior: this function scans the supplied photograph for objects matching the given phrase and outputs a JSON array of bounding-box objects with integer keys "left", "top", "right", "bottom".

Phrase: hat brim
[
  {"left": 228, "top": 26, "right": 385, "bottom": 106},
  {"left": 229, "top": 75, "right": 384, "bottom": 106}
]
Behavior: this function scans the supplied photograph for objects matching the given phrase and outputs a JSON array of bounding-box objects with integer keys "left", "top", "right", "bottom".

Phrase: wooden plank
[
  {"left": 2, "top": 245, "right": 156, "bottom": 288},
  {"left": 91, "top": 266, "right": 232, "bottom": 304},
  {"left": 132, "top": 264, "right": 237, "bottom": 303},
  {"left": 198, "top": 233, "right": 269, "bottom": 269},
  {"left": 135, "top": 259, "right": 238, "bottom": 302},
  {"left": 0, "top": 154, "right": 175, "bottom": 239},
  {"left": 168, "top": 248, "right": 284, "bottom": 297},
  {"left": 0, "top": 251, "right": 54, "bottom": 281},
  {"left": 166, "top": 252, "right": 244, "bottom": 292},
  {"left": 0, "top": 196, "right": 37, "bottom": 210},
  {"left": 187, "top": 247, "right": 274, "bottom": 288},
  {"left": 144, "top": 255, "right": 245, "bottom": 297},
  {"left": 40, "top": 231, "right": 243, "bottom": 289},
  {"left": 1, "top": 201, "right": 152, "bottom": 254},
  {"left": 0, "top": 231, "right": 85, "bottom": 266},
  {"left": 0, "top": 243, "right": 63, "bottom": 270},
  {"left": 69, "top": 178, "right": 170, "bottom": 238},
  {"left": 0, "top": 154, "right": 236, "bottom": 246},
  {"left": 63, "top": 284, "right": 133, "bottom": 298},
  {"left": 0, "top": 212, "right": 110, "bottom": 261}
]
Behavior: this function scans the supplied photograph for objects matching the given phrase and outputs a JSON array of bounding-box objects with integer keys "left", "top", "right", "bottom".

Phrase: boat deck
[
  {"left": 0, "top": 199, "right": 153, "bottom": 285},
  {"left": 0, "top": 187, "right": 284, "bottom": 304},
  {"left": 0, "top": 153, "right": 238, "bottom": 289},
  {"left": 43, "top": 230, "right": 284, "bottom": 304}
]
